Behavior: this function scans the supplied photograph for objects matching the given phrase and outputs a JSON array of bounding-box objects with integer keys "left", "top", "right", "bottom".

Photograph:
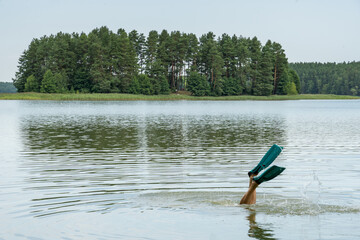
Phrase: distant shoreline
[{"left": 0, "top": 93, "right": 359, "bottom": 101}]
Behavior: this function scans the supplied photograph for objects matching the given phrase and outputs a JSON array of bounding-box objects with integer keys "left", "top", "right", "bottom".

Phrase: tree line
[
  {"left": 13, "top": 26, "right": 300, "bottom": 96},
  {"left": 290, "top": 62, "right": 360, "bottom": 96},
  {"left": 0, "top": 82, "right": 17, "bottom": 93}
]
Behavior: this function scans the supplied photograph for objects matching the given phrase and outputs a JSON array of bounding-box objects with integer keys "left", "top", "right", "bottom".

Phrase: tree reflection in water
[{"left": 246, "top": 208, "right": 277, "bottom": 240}]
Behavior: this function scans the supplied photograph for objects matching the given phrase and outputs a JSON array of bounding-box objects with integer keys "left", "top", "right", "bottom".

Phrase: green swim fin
[
  {"left": 248, "top": 144, "right": 283, "bottom": 177},
  {"left": 253, "top": 165, "right": 285, "bottom": 184}
]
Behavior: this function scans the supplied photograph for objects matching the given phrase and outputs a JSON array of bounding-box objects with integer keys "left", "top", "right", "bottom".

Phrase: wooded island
[{"left": 13, "top": 27, "right": 300, "bottom": 96}]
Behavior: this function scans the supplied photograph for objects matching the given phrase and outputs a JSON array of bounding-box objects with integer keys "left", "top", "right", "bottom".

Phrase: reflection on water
[
  {"left": 246, "top": 209, "right": 276, "bottom": 240},
  {"left": 1, "top": 100, "right": 360, "bottom": 239},
  {"left": 19, "top": 104, "right": 287, "bottom": 217},
  {"left": 22, "top": 115, "right": 286, "bottom": 151}
]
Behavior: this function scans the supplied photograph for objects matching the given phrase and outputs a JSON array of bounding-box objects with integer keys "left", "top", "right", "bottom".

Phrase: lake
[{"left": 1, "top": 100, "right": 360, "bottom": 239}]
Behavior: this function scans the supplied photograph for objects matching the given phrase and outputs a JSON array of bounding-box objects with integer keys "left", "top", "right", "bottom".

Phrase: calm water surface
[{"left": 1, "top": 100, "right": 360, "bottom": 239}]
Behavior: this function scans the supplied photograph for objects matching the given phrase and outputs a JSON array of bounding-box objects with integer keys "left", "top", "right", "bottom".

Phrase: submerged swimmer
[{"left": 240, "top": 145, "right": 285, "bottom": 205}]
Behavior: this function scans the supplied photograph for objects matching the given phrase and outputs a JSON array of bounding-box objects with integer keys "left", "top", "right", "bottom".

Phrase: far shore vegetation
[
  {"left": 290, "top": 62, "right": 360, "bottom": 96},
  {"left": 10, "top": 26, "right": 360, "bottom": 98},
  {"left": 0, "top": 82, "right": 17, "bottom": 93},
  {"left": 1, "top": 92, "right": 359, "bottom": 101}
]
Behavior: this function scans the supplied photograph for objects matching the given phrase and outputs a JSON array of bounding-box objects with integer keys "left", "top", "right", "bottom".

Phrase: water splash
[
  {"left": 300, "top": 171, "right": 323, "bottom": 209},
  {"left": 250, "top": 197, "right": 360, "bottom": 216},
  {"left": 139, "top": 191, "right": 360, "bottom": 216}
]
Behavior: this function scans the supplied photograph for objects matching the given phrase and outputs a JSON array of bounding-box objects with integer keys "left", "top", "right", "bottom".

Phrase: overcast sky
[{"left": 0, "top": 0, "right": 359, "bottom": 82}]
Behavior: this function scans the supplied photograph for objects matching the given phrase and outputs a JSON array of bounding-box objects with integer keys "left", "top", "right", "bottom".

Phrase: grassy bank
[{"left": 0, "top": 92, "right": 359, "bottom": 101}]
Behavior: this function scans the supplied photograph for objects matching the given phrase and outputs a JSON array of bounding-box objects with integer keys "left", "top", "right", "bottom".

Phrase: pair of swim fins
[{"left": 248, "top": 144, "right": 285, "bottom": 184}]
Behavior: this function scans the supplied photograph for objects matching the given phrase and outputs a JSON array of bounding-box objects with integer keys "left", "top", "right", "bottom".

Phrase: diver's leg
[{"left": 240, "top": 176, "right": 259, "bottom": 204}]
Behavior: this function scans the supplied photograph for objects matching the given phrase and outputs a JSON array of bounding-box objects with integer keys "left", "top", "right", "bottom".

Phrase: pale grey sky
[{"left": 0, "top": 0, "right": 359, "bottom": 82}]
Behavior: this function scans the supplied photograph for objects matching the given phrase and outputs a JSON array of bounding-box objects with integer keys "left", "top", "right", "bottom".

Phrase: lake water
[{"left": 1, "top": 100, "right": 360, "bottom": 240}]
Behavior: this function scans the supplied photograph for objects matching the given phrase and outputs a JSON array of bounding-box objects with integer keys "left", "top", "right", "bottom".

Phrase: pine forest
[
  {"left": 290, "top": 62, "right": 360, "bottom": 96},
  {"left": 13, "top": 26, "right": 300, "bottom": 96}
]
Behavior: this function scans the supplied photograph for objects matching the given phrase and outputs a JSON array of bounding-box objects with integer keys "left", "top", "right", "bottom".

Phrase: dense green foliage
[
  {"left": 14, "top": 26, "right": 299, "bottom": 96},
  {"left": 290, "top": 62, "right": 360, "bottom": 95},
  {"left": 0, "top": 82, "right": 17, "bottom": 93},
  {"left": 1, "top": 93, "right": 358, "bottom": 101}
]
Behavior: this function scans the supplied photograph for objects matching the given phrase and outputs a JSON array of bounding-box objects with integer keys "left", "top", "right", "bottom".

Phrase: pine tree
[
  {"left": 145, "top": 30, "right": 159, "bottom": 78},
  {"left": 287, "top": 82, "right": 298, "bottom": 95},
  {"left": 24, "top": 75, "right": 39, "bottom": 92},
  {"left": 249, "top": 37, "right": 262, "bottom": 94},
  {"left": 187, "top": 71, "right": 210, "bottom": 96},
  {"left": 137, "top": 74, "right": 153, "bottom": 95},
  {"left": 53, "top": 72, "right": 68, "bottom": 93},
  {"left": 40, "top": 70, "right": 57, "bottom": 93},
  {"left": 185, "top": 33, "right": 199, "bottom": 73},
  {"left": 113, "top": 29, "right": 138, "bottom": 93},
  {"left": 219, "top": 34, "right": 235, "bottom": 78},
  {"left": 252, "top": 42, "right": 273, "bottom": 96},
  {"left": 276, "top": 68, "right": 290, "bottom": 95},
  {"left": 129, "top": 30, "right": 146, "bottom": 74},
  {"left": 72, "top": 32, "right": 91, "bottom": 93},
  {"left": 288, "top": 69, "right": 300, "bottom": 94},
  {"left": 159, "top": 75, "right": 170, "bottom": 94},
  {"left": 208, "top": 44, "right": 224, "bottom": 92},
  {"left": 267, "top": 41, "right": 288, "bottom": 94},
  {"left": 157, "top": 29, "right": 170, "bottom": 80},
  {"left": 88, "top": 27, "right": 113, "bottom": 93},
  {"left": 198, "top": 32, "right": 224, "bottom": 94},
  {"left": 232, "top": 36, "right": 249, "bottom": 93}
]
